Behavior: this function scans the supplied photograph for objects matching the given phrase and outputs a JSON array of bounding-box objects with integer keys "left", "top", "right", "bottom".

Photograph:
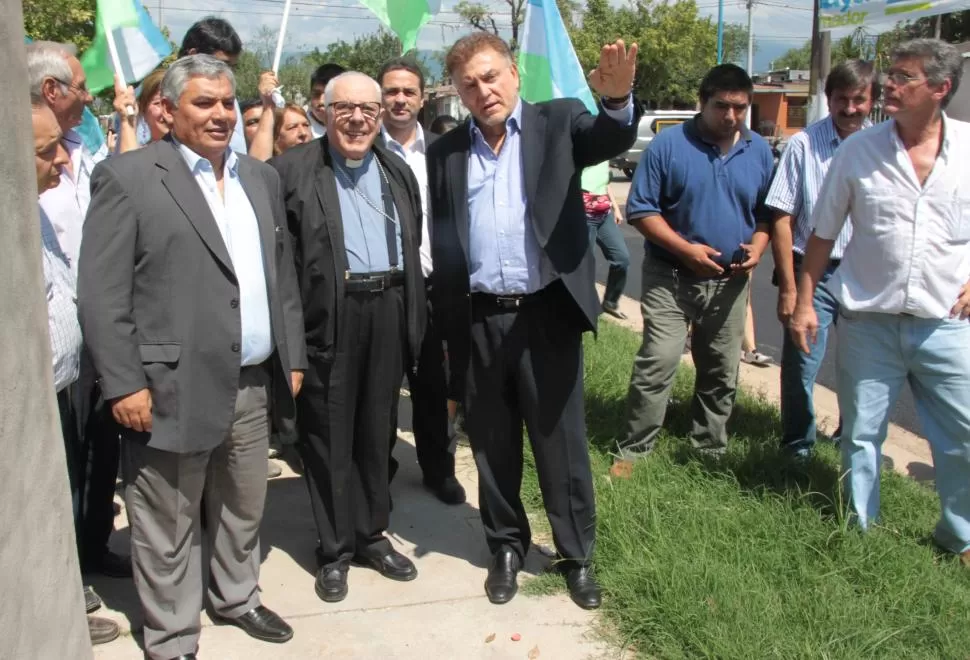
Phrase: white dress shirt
[
  {"left": 38, "top": 128, "right": 105, "bottom": 275},
  {"left": 39, "top": 208, "right": 82, "bottom": 392},
  {"left": 383, "top": 124, "right": 432, "bottom": 277},
  {"left": 813, "top": 113, "right": 970, "bottom": 319},
  {"left": 309, "top": 112, "right": 327, "bottom": 140},
  {"left": 176, "top": 142, "right": 273, "bottom": 366}
]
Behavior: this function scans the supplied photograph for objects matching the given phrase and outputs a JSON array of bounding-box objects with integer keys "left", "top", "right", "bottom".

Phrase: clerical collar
[{"left": 329, "top": 145, "right": 373, "bottom": 171}]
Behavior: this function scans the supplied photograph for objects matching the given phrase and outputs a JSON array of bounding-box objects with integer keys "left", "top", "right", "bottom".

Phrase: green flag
[{"left": 358, "top": 0, "right": 440, "bottom": 52}]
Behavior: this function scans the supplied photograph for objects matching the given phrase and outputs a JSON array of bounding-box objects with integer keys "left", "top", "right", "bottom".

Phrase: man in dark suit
[
  {"left": 270, "top": 72, "right": 427, "bottom": 604},
  {"left": 426, "top": 33, "right": 639, "bottom": 610},
  {"left": 378, "top": 57, "right": 465, "bottom": 506},
  {"left": 78, "top": 55, "right": 306, "bottom": 660}
]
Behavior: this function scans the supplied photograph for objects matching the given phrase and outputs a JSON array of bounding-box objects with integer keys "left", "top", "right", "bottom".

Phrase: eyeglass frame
[
  {"left": 51, "top": 76, "right": 91, "bottom": 98},
  {"left": 885, "top": 71, "right": 926, "bottom": 87},
  {"left": 326, "top": 101, "right": 382, "bottom": 121}
]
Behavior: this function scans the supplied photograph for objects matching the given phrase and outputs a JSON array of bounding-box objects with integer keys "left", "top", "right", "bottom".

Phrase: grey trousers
[
  {"left": 619, "top": 259, "right": 749, "bottom": 458},
  {"left": 122, "top": 364, "right": 271, "bottom": 660}
]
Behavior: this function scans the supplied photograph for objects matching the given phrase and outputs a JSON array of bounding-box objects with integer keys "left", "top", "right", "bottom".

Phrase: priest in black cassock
[{"left": 270, "top": 71, "right": 426, "bottom": 604}]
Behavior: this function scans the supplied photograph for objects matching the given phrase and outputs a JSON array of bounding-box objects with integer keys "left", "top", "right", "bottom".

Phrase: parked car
[{"left": 610, "top": 109, "right": 697, "bottom": 178}]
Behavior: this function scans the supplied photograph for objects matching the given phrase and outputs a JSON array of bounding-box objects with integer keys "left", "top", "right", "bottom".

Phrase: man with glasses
[
  {"left": 271, "top": 72, "right": 427, "bottom": 602},
  {"left": 29, "top": 40, "right": 133, "bottom": 588},
  {"left": 791, "top": 39, "right": 970, "bottom": 566}
]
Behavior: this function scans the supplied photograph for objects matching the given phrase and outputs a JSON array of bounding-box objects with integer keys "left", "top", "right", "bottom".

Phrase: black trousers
[
  {"left": 78, "top": 384, "right": 122, "bottom": 566},
  {"left": 298, "top": 286, "right": 406, "bottom": 569},
  {"left": 389, "top": 297, "right": 455, "bottom": 485},
  {"left": 465, "top": 284, "right": 596, "bottom": 566},
  {"left": 57, "top": 385, "right": 82, "bottom": 523}
]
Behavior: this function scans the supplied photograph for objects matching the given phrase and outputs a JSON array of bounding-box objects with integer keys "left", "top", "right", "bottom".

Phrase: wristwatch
[{"left": 601, "top": 93, "right": 632, "bottom": 108}]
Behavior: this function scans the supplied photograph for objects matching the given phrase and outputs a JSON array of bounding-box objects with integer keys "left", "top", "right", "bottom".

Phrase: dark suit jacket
[
  {"left": 269, "top": 137, "right": 426, "bottom": 370},
  {"left": 426, "top": 98, "right": 641, "bottom": 400},
  {"left": 77, "top": 136, "right": 308, "bottom": 453}
]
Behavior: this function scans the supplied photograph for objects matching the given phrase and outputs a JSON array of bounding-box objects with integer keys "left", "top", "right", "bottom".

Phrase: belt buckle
[
  {"left": 495, "top": 295, "right": 521, "bottom": 308},
  {"left": 370, "top": 275, "right": 386, "bottom": 292}
]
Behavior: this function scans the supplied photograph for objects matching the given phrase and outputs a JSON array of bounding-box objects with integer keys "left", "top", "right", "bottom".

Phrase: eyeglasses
[
  {"left": 52, "top": 77, "right": 90, "bottom": 97},
  {"left": 327, "top": 101, "right": 381, "bottom": 120},
  {"left": 885, "top": 72, "right": 925, "bottom": 86}
]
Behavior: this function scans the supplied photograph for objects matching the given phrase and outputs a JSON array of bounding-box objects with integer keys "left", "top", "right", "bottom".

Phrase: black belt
[
  {"left": 345, "top": 270, "right": 405, "bottom": 293},
  {"left": 471, "top": 291, "right": 543, "bottom": 312}
]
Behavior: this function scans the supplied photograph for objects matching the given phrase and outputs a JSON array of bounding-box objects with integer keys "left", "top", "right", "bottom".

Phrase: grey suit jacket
[{"left": 78, "top": 136, "right": 308, "bottom": 453}]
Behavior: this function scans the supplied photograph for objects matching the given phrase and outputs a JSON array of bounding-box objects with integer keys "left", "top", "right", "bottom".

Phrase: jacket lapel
[
  {"left": 312, "top": 139, "right": 349, "bottom": 277},
  {"left": 450, "top": 127, "right": 472, "bottom": 258},
  {"left": 156, "top": 138, "right": 236, "bottom": 277},
  {"left": 519, "top": 101, "right": 551, "bottom": 246}
]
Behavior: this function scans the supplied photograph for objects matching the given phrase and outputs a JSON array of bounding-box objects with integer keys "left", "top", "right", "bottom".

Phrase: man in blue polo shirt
[{"left": 615, "top": 64, "right": 775, "bottom": 466}]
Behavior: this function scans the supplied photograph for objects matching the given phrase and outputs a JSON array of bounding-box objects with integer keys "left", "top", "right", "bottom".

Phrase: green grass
[{"left": 521, "top": 321, "right": 970, "bottom": 659}]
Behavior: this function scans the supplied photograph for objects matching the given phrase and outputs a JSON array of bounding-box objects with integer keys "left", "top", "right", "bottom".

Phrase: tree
[
  {"left": 22, "top": 0, "right": 97, "bottom": 52},
  {"left": 774, "top": 40, "right": 811, "bottom": 70},
  {"left": 456, "top": 0, "right": 527, "bottom": 52},
  {"left": 568, "top": 0, "right": 750, "bottom": 108}
]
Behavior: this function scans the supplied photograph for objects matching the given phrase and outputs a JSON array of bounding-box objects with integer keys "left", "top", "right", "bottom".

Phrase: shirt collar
[
  {"left": 173, "top": 136, "right": 238, "bottom": 175},
  {"left": 62, "top": 128, "right": 83, "bottom": 148},
  {"left": 382, "top": 123, "right": 426, "bottom": 154},
  {"left": 889, "top": 111, "right": 952, "bottom": 157},
  {"left": 469, "top": 98, "right": 523, "bottom": 143},
  {"left": 823, "top": 115, "right": 873, "bottom": 146},
  {"left": 684, "top": 114, "right": 752, "bottom": 147}
]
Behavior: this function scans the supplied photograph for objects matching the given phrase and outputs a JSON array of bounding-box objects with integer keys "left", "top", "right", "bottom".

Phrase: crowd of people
[{"left": 24, "top": 11, "right": 970, "bottom": 659}]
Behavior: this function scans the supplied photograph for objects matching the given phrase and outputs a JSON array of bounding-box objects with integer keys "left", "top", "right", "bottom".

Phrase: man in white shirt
[
  {"left": 791, "top": 39, "right": 970, "bottom": 565},
  {"left": 27, "top": 40, "right": 132, "bottom": 582},
  {"left": 767, "top": 60, "right": 877, "bottom": 457},
  {"left": 378, "top": 58, "right": 465, "bottom": 505}
]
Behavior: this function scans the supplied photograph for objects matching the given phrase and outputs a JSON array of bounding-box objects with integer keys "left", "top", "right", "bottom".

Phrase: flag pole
[
  {"left": 272, "top": 0, "right": 293, "bottom": 74},
  {"left": 103, "top": 20, "right": 135, "bottom": 116}
]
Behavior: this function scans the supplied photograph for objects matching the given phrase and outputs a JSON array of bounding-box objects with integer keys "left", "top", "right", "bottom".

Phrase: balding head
[
  {"left": 32, "top": 103, "right": 69, "bottom": 193},
  {"left": 323, "top": 72, "right": 383, "bottom": 160}
]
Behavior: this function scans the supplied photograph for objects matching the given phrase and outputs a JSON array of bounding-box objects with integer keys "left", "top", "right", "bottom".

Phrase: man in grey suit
[{"left": 77, "top": 55, "right": 307, "bottom": 660}]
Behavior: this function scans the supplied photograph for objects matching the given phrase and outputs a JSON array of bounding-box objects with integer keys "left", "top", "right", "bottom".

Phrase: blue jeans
[
  {"left": 780, "top": 258, "right": 842, "bottom": 455},
  {"left": 587, "top": 212, "right": 630, "bottom": 308},
  {"left": 837, "top": 311, "right": 970, "bottom": 554}
]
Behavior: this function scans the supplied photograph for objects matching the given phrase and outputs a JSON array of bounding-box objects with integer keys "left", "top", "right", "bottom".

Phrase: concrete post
[{"left": 0, "top": 7, "right": 93, "bottom": 660}]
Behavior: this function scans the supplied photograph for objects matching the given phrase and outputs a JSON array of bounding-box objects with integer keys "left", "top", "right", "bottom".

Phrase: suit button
[
  {"left": 231, "top": 342, "right": 240, "bottom": 353},
  {"left": 230, "top": 298, "right": 239, "bottom": 309}
]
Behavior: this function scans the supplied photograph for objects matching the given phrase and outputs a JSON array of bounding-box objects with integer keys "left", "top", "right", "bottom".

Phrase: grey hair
[
  {"left": 891, "top": 38, "right": 963, "bottom": 107},
  {"left": 160, "top": 54, "right": 236, "bottom": 108},
  {"left": 26, "top": 41, "right": 77, "bottom": 104},
  {"left": 323, "top": 71, "right": 381, "bottom": 106}
]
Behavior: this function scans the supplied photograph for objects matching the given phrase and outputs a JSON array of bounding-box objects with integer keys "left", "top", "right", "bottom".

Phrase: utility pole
[
  {"left": 808, "top": 0, "right": 831, "bottom": 123},
  {"left": 746, "top": 0, "right": 754, "bottom": 74},
  {"left": 717, "top": 0, "right": 724, "bottom": 63},
  {"left": 934, "top": 14, "right": 942, "bottom": 39}
]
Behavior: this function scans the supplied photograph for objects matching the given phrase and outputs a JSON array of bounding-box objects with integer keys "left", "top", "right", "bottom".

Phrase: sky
[{"left": 154, "top": 0, "right": 815, "bottom": 74}]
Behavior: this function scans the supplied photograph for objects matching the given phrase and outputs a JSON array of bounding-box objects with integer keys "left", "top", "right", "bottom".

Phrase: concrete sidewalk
[
  {"left": 597, "top": 284, "right": 936, "bottom": 483},
  {"left": 91, "top": 431, "right": 614, "bottom": 660}
]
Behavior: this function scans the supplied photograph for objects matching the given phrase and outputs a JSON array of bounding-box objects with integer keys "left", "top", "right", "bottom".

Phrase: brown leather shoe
[
  {"left": 961, "top": 550, "right": 970, "bottom": 567},
  {"left": 88, "top": 616, "right": 120, "bottom": 645}
]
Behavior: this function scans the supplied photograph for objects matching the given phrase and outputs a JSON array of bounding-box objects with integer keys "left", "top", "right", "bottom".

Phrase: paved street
[{"left": 603, "top": 177, "right": 920, "bottom": 435}]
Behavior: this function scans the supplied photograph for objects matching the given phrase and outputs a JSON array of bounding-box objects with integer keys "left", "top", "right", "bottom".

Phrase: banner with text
[{"left": 820, "top": 0, "right": 970, "bottom": 37}]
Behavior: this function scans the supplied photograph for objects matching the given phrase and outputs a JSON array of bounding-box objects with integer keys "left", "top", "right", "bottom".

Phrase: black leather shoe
[
  {"left": 214, "top": 605, "right": 293, "bottom": 643},
  {"left": 315, "top": 564, "right": 349, "bottom": 602},
  {"left": 424, "top": 475, "right": 466, "bottom": 505},
  {"left": 484, "top": 546, "right": 520, "bottom": 605},
  {"left": 565, "top": 566, "right": 602, "bottom": 610},
  {"left": 353, "top": 549, "right": 417, "bottom": 581},
  {"left": 83, "top": 550, "right": 133, "bottom": 578},
  {"left": 168, "top": 654, "right": 196, "bottom": 659},
  {"left": 84, "top": 585, "right": 101, "bottom": 613}
]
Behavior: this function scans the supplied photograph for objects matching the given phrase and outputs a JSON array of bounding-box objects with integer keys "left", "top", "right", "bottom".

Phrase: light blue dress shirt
[
  {"left": 40, "top": 207, "right": 82, "bottom": 392},
  {"left": 176, "top": 142, "right": 273, "bottom": 366},
  {"left": 467, "top": 98, "right": 634, "bottom": 295},
  {"left": 331, "top": 148, "right": 404, "bottom": 274},
  {"left": 230, "top": 99, "right": 248, "bottom": 154}
]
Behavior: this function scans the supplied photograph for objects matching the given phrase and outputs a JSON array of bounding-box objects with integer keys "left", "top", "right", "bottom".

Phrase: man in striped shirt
[{"left": 766, "top": 60, "right": 878, "bottom": 457}]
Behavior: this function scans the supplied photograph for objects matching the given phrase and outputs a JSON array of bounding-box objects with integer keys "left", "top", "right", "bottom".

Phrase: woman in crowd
[
  {"left": 114, "top": 67, "right": 169, "bottom": 154},
  {"left": 273, "top": 103, "right": 311, "bottom": 155}
]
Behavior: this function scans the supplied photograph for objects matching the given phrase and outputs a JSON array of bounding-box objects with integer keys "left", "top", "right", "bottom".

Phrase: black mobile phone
[{"left": 731, "top": 247, "right": 749, "bottom": 265}]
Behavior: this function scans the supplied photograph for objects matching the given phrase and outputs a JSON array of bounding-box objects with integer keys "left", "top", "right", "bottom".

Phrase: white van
[{"left": 610, "top": 109, "right": 697, "bottom": 179}]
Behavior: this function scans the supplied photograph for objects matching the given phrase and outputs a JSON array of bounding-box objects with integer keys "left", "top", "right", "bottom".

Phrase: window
[{"left": 786, "top": 97, "right": 808, "bottom": 129}]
